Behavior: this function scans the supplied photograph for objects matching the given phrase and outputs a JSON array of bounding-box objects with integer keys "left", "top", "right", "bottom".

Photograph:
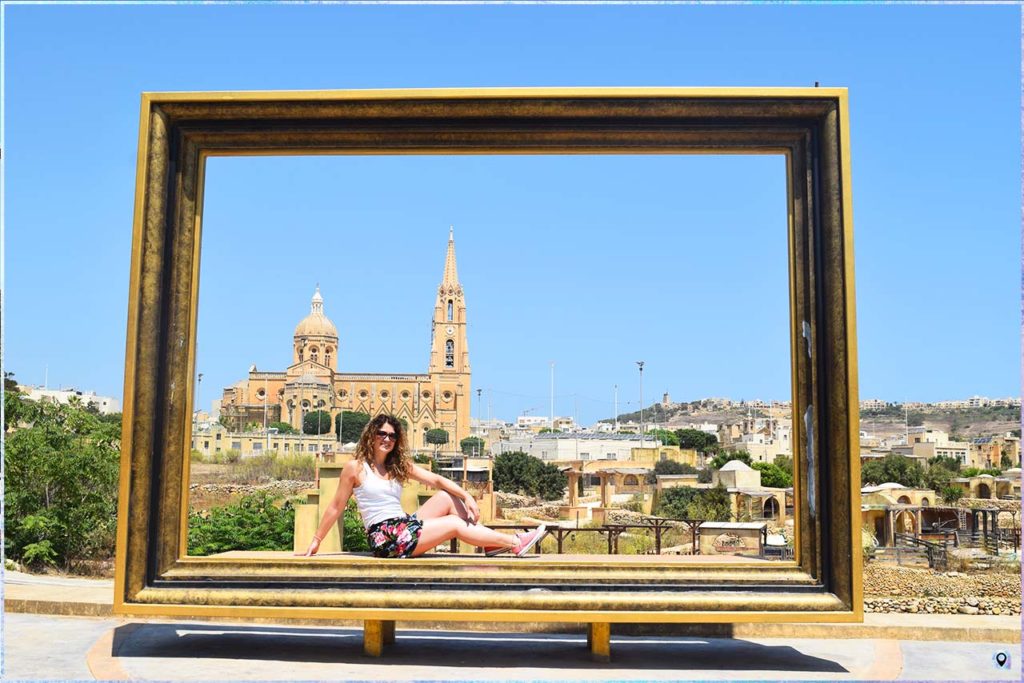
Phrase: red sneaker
[
  {"left": 484, "top": 543, "right": 511, "bottom": 557},
  {"left": 512, "top": 524, "right": 547, "bottom": 557}
]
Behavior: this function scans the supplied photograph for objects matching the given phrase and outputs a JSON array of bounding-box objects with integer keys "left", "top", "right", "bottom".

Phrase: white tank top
[{"left": 353, "top": 461, "right": 406, "bottom": 529}]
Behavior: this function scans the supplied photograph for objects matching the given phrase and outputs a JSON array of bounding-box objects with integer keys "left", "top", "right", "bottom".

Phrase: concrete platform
[{"left": 2, "top": 612, "right": 1020, "bottom": 681}]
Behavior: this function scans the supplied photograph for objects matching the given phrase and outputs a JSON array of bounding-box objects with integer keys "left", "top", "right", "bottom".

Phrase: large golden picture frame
[{"left": 114, "top": 87, "right": 861, "bottom": 624}]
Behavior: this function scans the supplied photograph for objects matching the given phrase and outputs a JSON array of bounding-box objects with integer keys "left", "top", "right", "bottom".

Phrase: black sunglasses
[{"left": 375, "top": 430, "right": 398, "bottom": 441}]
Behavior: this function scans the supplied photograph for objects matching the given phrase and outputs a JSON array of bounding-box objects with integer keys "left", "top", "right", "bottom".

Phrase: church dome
[{"left": 294, "top": 286, "right": 338, "bottom": 338}]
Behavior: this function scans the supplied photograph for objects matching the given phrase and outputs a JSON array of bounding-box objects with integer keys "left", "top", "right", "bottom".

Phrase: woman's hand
[
  {"left": 463, "top": 495, "right": 481, "bottom": 524},
  {"left": 296, "top": 535, "right": 322, "bottom": 557}
]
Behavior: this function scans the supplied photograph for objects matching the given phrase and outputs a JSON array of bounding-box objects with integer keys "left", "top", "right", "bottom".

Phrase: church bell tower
[
  {"left": 426, "top": 227, "right": 471, "bottom": 449},
  {"left": 428, "top": 226, "right": 471, "bottom": 376}
]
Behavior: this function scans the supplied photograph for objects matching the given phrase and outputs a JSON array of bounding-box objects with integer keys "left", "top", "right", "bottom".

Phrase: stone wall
[
  {"left": 189, "top": 480, "right": 312, "bottom": 499},
  {"left": 864, "top": 563, "right": 1020, "bottom": 615}
]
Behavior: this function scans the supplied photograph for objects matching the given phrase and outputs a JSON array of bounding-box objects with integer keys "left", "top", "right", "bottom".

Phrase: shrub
[
  {"left": 269, "top": 421, "right": 298, "bottom": 435},
  {"left": 4, "top": 399, "right": 121, "bottom": 570},
  {"left": 188, "top": 493, "right": 295, "bottom": 555},
  {"left": 237, "top": 452, "right": 316, "bottom": 483},
  {"left": 342, "top": 499, "right": 369, "bottom": 551}
]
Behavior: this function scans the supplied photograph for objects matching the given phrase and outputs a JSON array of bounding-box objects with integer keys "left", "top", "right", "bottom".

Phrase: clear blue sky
[{"left": 4, "top": 3, "right": 1020, "bottom": 426}]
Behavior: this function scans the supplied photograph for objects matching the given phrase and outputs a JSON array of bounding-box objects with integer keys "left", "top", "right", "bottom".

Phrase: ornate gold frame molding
[{"left": 114, "top": 87, "right": 861, "bottom": 623}]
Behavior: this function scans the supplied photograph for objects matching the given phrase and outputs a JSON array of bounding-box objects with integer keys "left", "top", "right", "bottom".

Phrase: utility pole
[
  {"left": 613, "top": 384, "right": 618, "bottom": 431},
  {"left": 550, "top": 361, "right": 555, "bottom": 429},
  {"left": 637, "top": 361, "right": 645, "bottom": 449}
]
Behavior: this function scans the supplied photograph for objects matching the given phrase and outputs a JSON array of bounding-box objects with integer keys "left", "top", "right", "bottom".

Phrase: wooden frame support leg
[
  {"left": 587, "top": 622, "right": 611, "bottom": 663},
  {"left": 363, "top": 620, "right": 395, "bottom": 657}
]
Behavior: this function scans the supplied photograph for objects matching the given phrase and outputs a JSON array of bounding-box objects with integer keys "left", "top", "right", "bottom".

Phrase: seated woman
[{"left": 300, "top": 414, "right": 546, "bottom": 558}]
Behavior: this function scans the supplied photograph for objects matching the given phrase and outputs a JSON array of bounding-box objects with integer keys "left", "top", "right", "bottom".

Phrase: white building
[
  {"left": 18, "top": 385, "right": 121, "bottom": 414},
  {"left": 516, "top": 415, "right": 549, "bottom": 429},
  {"left": 493, "top": 433, "right": 653, "bottom": 462}
]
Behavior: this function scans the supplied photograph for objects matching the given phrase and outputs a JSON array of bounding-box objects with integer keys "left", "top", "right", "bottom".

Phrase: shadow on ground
[{"left": 111, "top": 623, "right": 849, "bottom": 673}]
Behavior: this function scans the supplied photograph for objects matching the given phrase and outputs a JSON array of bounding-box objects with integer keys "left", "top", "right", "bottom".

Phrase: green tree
[
  {"left": 269, "top": 421, "right": 298, "bottom": 435},
  {"left": 303, "top": 410, "right": 332, "bottom": 435},
  {"left": 697, "top": 468, "right": 713, "bottom": 484},
  {"left": 655, "top": 486, "right": 700, "bottom": 519},
  {"left": 426, "top": 428, "right": 449, "bottom": 453},
  {"left": 773, "top": 454, "right": 793, "bottom": 476},
  {"left": 188, "top": 493, "right": 295, "bottom": 555},
  {"left": 4, "top": 373, "right": 26, "bottom": 431},
  {"left": 460, "top": 436, "right": 485, "bottom": 456},
  {"left": 492, "top": 451, "right": 566, "bottom": 501},
  {"left": 924, "top": 462, "right": 956, "bottom": 492},
  {"left": 538, "top": 427, "right": 561, "bottom": 434},
  {"left": 655, "top": 484, "right": 731, "bottom": 521},
  {"left": 335, "top": 411, "right": 370, "bottom": 443},
  {"left": 860, "top": 454, "right": 924, "bottom": 488},
  {"left": 927, "top": 455, "right": 961, "bottom": 472},
  {"left": 4, "top": 398, "right": 121, "bottom": 569},
  {"left": 654, "top": 459, "right": 696, "bottom": 476},
  {"left": 752, "top": 462, "right": 792, "bottom": 488},
  {"left": 1000, "top": 452, "right": 1014, "bottom": 469},
  {"left": 687, "top": 484, "right": 732, "bottom": 522},
  {"left": 940, "top": 485, "right": 964, "bottom": 505},
  {"left": 674, "top": 428, "right": 718, "bottom": 452},
  {"left": 649, "top": 429, "right": 680, "bottom": 446},
  {"left": 709, "top": 449, "right": 753, "bottom": 470}
]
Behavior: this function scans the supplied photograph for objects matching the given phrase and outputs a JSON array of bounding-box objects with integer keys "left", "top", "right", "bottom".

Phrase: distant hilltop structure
[
  {"left": 217, "top": 229, "right": 472, "bottom": 450},
  {"left": 861, "top": 396, "right": 1021, "bottom": 410},
  {"left": 17, "top": 385, "right": 121, "bottom": 414}
]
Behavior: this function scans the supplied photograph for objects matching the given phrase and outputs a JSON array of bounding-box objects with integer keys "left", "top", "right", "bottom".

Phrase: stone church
[{"left": 219, "top": 229, "right": 471, "bottom": 451}]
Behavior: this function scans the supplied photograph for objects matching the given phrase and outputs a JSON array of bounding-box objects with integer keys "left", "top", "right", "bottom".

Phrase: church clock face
[{"left": 446, "top": 325, "right": 454, "bottom": 336}]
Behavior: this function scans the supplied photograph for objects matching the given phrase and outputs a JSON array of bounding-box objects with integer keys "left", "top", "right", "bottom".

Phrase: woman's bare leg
[
  {"left": 411, "top": 514, "right": 518, "bottom": 557},
  {"left": 416, "top": 491, "right": 469, "bottom": 522}
]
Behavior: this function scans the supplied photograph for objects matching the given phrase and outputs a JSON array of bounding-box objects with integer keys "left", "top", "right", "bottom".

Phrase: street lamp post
[
  {"left": 263, "top": 376, "right": 270, "bottom": 452},
  {"left": 195, "top": 373, "right": 203, "bottom": 421},
  {"left": 636, "top": 361, "right": 645, "bottom": 449}
]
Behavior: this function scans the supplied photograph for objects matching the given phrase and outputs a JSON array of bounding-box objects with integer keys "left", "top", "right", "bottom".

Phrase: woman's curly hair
[{"left": 354, "top": 414, "right": 411, "bottom": 483}]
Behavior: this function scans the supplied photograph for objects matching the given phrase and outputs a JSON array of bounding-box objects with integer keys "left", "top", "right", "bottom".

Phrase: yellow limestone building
[{"left": 219, "top": 229, "right": 471, "bottom": 451}]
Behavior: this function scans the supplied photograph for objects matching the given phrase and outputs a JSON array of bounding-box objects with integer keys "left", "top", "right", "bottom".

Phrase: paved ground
[
  {"left": 3, "top": 569, "right": 1021, "bottom": 680},
  {"left": 3, "top": 612, "right": 1020, "bottom": 681}
]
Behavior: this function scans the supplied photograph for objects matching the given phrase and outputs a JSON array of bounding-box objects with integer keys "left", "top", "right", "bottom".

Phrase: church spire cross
[{"left": 442, "top": 225, "right": 460, "bottom": 287}]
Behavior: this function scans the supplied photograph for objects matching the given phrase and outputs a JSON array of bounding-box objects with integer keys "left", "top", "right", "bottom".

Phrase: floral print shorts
[{"left": 366, "top": 514, "right": 423, "bottom": 558}]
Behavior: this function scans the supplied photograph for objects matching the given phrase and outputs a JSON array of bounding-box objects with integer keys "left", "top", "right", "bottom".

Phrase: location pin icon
[{"left": 995, "top": 652, "right": 1008, "bottom": 668}]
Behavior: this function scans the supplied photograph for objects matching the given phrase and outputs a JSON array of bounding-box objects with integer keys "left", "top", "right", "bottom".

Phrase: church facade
[{"left": 218, "top": 230, "right": 471, "bottom": 451}]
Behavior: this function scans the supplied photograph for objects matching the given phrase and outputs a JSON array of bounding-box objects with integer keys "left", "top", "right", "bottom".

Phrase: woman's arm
[
  {"left": 299, "top": 460, "right": 359, "bottom": 556},
  {"left": 408, "top": 464, "right": 481, "bottom": 523}
]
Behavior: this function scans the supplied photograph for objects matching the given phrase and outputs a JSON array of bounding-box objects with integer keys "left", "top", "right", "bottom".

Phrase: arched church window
[
  {"left": 297, "top": 347, "right": 303, "bottom": 362},
  {"left": 447, "top": 299, "right": 453, "bottom": 321},
  {"left": 325, "top": 347, "right": 332, "bottom": 367},
  {"left": 445, "top": 339, "right": 454, "bottom": 368},
  {"left": 310, "top": 346, "right": 319, "bottom": 364}
]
